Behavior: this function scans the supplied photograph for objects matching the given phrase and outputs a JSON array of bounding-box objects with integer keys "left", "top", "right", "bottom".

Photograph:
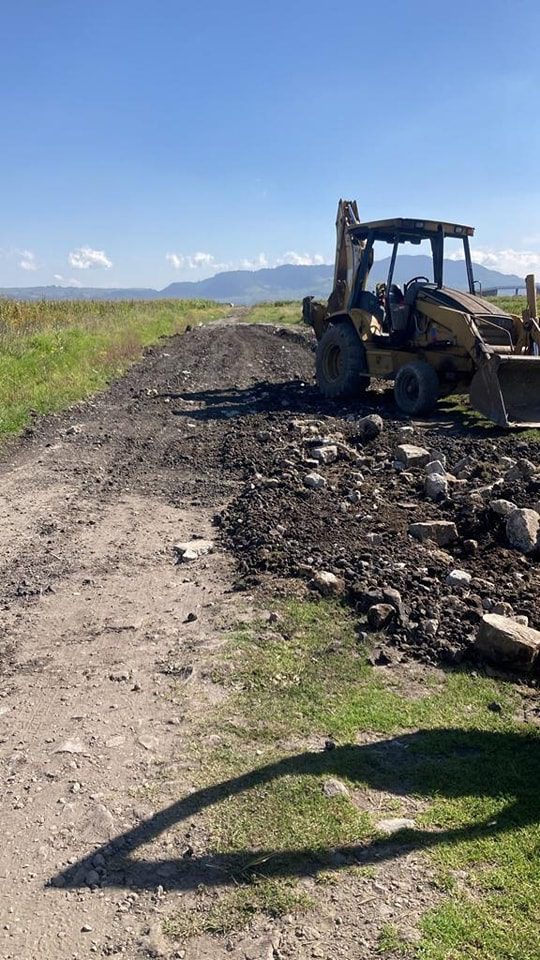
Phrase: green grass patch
[
  {"left": 378, "top": 923, "right": 416, "bottom": 956},
  {"left": 0, "top": 298, "right": 228, "bottom": 437},
  {"left": 244, "top": 300, "right": 302, "bottom": 326},
  {"left": 166, "top": 599, "right": 540, "bottom": 958},
  {"left": 164, "top": 876, "right": 312, "bottom": 939}
]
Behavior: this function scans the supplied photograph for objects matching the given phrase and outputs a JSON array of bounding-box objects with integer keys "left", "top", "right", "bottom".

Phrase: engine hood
[{"left": 416, "top": 285, "right": 513, "bottom": 319}]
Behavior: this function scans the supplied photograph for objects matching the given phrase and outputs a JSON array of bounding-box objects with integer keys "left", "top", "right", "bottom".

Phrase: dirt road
[
  {"left": 1, "top": 319, "right": 538, "bottom": 960},
  {"left": 0, "top": 321, "right": 315, "bottom": 960}
]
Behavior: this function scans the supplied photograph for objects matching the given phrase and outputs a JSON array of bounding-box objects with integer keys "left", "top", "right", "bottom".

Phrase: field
[
  {"left": 0, "top": 292, "right": 526, "bottom": 441},
  {"left": 0, "top": 296, "right": 538, "bottom": 960},
  {"left": 0, "top": 297, "right": 230, "bottom": 437}
]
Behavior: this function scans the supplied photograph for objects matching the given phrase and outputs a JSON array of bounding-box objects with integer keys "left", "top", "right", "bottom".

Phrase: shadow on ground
[
  {"left": 50, "top": 728, "right": 540, "bottom": 892},
  {"left": 162, "top": 378, "right": 520, "bottom": 439}
]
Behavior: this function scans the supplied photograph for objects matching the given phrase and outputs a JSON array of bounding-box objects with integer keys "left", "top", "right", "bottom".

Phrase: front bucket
[{"left": 469, "top": 355, "right": 540, "bottom": 428}]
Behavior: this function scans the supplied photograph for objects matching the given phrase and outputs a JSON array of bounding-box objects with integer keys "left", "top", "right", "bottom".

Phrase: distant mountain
[
  {"left": 0, "top": 284, "right": 158, "bottom": 302},
  {"left": 0, "top": 258, "right": 525, "bottom": 305}
]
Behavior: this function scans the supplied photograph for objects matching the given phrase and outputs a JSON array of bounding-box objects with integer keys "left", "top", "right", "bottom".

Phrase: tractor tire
[
  {"left": 394, "top": 361, "right": 440, "bottom": 417},
  {"left": 316, "top": 322, "right": 368, "bottom": 399}
]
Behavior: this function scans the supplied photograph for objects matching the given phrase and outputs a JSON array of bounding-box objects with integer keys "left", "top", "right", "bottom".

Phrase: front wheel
[
  {"left": 394, "top": 361, "right": 439, "bottom": 416},
  {"left": 316, "top": 322, "right": 368, "bottom": 399}
]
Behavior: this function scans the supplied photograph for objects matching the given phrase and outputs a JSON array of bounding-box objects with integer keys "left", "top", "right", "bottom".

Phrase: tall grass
[{"left": 0, "top": 298, "right": 228, "bottom": 438}]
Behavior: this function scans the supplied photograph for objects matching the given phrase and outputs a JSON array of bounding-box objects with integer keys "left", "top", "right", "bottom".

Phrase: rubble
[{"left": 217, "top": 325, "right": 540, "bottom": 667}]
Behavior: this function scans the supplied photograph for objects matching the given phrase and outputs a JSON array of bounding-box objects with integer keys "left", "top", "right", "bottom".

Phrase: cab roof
[{"left": 348, "top": 218, "right": 475, "bottom": 244}]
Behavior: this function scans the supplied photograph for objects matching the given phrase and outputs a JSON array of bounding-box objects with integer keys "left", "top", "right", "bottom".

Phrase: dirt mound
[{"left": 3, "top": 320, "right": 539, "bottom": 670}]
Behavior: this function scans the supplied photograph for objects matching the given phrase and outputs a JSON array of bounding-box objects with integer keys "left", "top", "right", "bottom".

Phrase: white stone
[
  {"left": 174, "top": 539, "right": 215, "bottom": 561},
  {"left": 395, "top": 444, "right": 431, "bottom": 468},
  {"left": 446, "top": 569, "right": 472, "bottom": 587},
  {"left": 409, "top": 520, "right": 458, "bottom": 546},
  {"left": 323, "top": 778, "right": 350, "bottom": 798},
  {"left": 311, "top": 445, "right": 338, "bottom": 464},
  {"left": 475, "top": 614, "right": 540, "bottom": 669},
  {"left": 311, "top": 571, "right": 344, "bottom": 596},
  {"left": 425, "top": 473, "right": 449, "bottom": 501},
  {"left": 304, "top": 471, "right": 327, "bottom": 490},
  {"left": 506, "top": 508, "right": 540, "bottom": 554},
  {"left": 376, "top": 817, "right": 416, "bottom": 835}
]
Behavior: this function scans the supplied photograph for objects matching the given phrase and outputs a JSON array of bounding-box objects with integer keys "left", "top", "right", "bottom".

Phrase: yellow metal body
[{"left": 306, "top": 199, "right": 540, "bottom": 427}]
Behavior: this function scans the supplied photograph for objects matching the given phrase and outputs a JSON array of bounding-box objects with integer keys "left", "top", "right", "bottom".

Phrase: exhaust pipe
[{"left": 470, "top": 354, "right": 540, "bottom": 428}]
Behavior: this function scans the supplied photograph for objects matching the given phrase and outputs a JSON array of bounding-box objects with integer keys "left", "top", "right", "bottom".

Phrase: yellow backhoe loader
[{"left": 303, "top": 200, "right": 540, "bottom": 427}]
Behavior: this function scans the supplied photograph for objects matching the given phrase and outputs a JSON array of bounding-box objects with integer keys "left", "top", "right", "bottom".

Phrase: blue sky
[{"left": 1, "top": 0, "right": 540, "bottom": 288}]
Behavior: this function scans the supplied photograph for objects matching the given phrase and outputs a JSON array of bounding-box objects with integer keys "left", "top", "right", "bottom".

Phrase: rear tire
[
  {"left": 316, "top": 322, "right": 368, "bottom": 399},
  {"left": 394, "top": 361, "right": 439, "bottom": 416}
]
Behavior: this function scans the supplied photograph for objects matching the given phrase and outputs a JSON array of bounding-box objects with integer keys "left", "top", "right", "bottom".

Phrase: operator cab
[{"left": 347, "top": 218, "right": 476, "bottom": 344}]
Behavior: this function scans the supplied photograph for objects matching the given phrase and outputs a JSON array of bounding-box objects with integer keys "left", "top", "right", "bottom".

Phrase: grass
[
  {"left": 244, "top": 300, "right": 302, "bottom": 325},
  {"left": 165, "top": 600, "right": 540, "bottom": 958},
  {"left": 163, "top": 876, "right": 312, "bottom": 939},
  {"left": 0, "top": 298, "right": 229, "bottom": 437}
]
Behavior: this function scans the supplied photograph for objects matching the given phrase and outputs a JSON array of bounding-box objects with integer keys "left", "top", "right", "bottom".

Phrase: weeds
[{"left": 0, "top": 298, "right": 228, "bottom": 437}]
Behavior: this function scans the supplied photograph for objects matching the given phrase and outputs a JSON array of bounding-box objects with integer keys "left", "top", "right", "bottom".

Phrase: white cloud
[
  {"left": 166, "top": 250, "right": 329, "bottom": 274},
  {"left": 18, "top": 249, "right": 38, "bottom": 271},
  {"left": 53, "top": 274, "right": 83, "bottom": 287},
  {"left": 189, "top": 251, "right": 215, "bottom": 268},
  {"left": 276, "top": 251, "right": 326, "bottom": 267},
  {"left": 166, "top": 251, "right": 230, "bottom": 271},
  {"left": 448, "top": 246, "right": 540, "bottom": 276},
  {"left": 238, "top": 254, "right": 270, "bottom": 270},
  {"left": 166, "top": 252, "right": 185, "bottom": 269},
  {"left": 68, "top": 246, "right": 113, "bottom": 270}
]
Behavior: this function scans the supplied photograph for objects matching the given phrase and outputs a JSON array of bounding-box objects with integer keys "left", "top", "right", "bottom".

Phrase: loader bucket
[{"left": 469, "top": 354, "right": 540, "bottom": 428}]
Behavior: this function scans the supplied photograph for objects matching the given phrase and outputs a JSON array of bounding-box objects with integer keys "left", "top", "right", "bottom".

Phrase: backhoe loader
[{"left": 303, "top": 200, "right": 540, "bottom": 427}]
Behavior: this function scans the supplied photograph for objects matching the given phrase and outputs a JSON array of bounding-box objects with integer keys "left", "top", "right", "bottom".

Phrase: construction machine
[{"left": 303, "top": 201, "right": 540, "bottom": 427}]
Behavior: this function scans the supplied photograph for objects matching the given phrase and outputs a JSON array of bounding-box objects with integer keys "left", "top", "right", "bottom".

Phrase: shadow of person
[{"left": 49, "top": 727, "right": 540, "bottom": 892}]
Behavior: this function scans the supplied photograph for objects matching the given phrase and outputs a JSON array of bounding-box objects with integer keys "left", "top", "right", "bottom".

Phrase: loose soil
[{"left": 0, "top": 319, "right": 538, "bottom": 960}]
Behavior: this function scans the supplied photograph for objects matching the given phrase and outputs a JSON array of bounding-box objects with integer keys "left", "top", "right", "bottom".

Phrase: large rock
[
  {"left": 425, "top": 460, "right": 446, "bottom": 475},
  {"left": 446, "top": 569, "right": 472, "bottom": 587},
  {"left": 174, "top": 539, "right": 215, "bottom": 561},
  {"left": 356, "top": 414, "right": 384, "bottom": 440},
  {"left": 311, "top": 445, "right": 338, "bottom": 464},
  {"left": 304, "top": 471, "right": 327, "bottom": 490},
  {"left": 475, "top": 614, "right": 540, "bottom": 669},
  {"left": 490, "top": 499, "right": 517, "bottom": 518},
  {"left": 395, "top": 444, "right": 431, "bottom": 468},
  {"left": 425, "top": 473, "right": 449, "bottom": 501},
  {"left": 310, "top": 571, "right": 345, "bottom": 596},
  {"left": 367, "top": 603, "right": 396, "bottom": 629},
  {"left": 409, "top": 520, "right": 458, "bottom": 546},
  {"left": 323, "top": 778, "right": 349, "bottom": 798},
  {"left": 505, "top": 458, "right": 537, "bottom": 481},
  {"left": 506, "top": 508, "right": 540, "bottom": 554}
]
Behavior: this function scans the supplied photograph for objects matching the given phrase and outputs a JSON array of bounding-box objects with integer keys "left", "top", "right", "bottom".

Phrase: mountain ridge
[{"left": 0, "top": 257, "right": 525, "bottom": 305}]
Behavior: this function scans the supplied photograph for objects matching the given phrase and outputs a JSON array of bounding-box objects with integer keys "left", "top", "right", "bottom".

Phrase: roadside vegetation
[
  {"left": 166, "top": 600, "right": 540, "bottom": 959},
  {"left": 0, "top": 298, "right": 229, "bottom": 437},
  {"left": 0, "top": 291, "right": 526, "bottom": 442},
  {"left": 244, "top": 300, "right": 301, "bottom": 325}
]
